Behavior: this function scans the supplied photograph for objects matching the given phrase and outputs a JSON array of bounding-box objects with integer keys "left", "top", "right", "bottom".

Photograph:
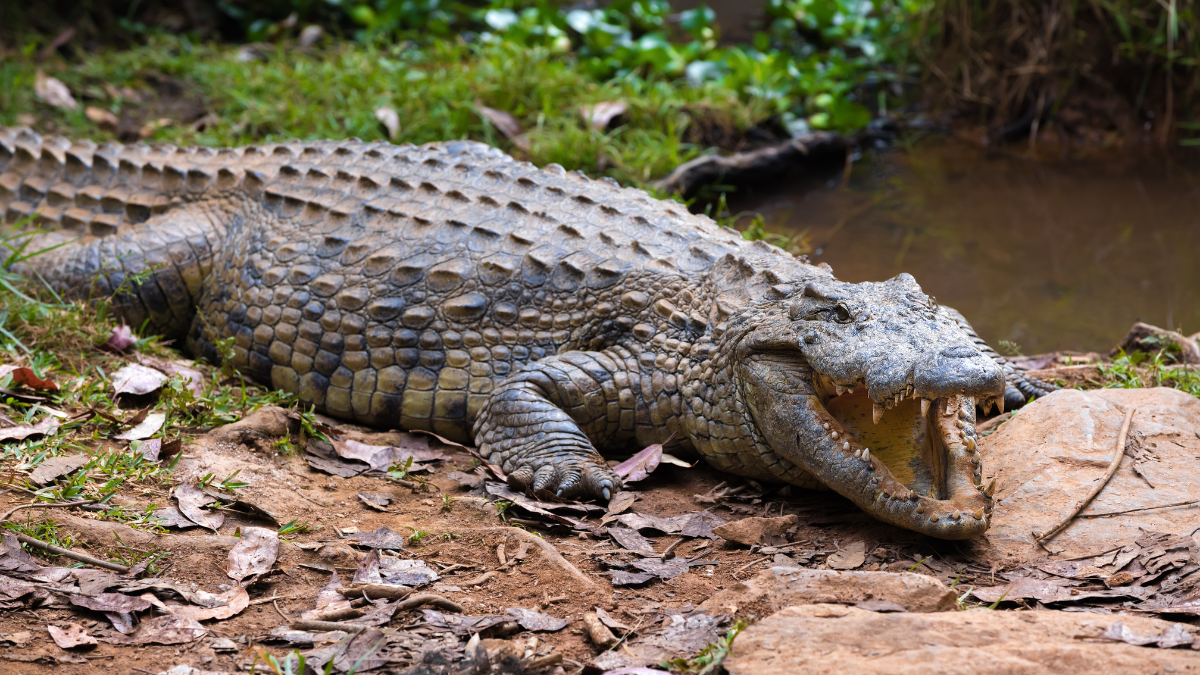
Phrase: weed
[
  {"left": 388, "top": 456, "right": 415, "bottom": 482},
  {"left": 406, "top": 528, "right": 431, "bottom": 545},
  {"left": 440, "top": 493, "right": 457, "bottom": 511},
  {"left": 250, "top": 648, "right": 333, "bottom": 675},
  {"left": 1, "top": 518, "right": 76, "bottom": 556},
  {"left": 278, "top": 520, "right": 312, "bottom": 537},
  {"left": 1100, "top": 348, "right": 1200, "bottom": 397},
  {"left": 997, "top": 340, "right": 1023, "bottom": 357},
  {"left": 665, "top": 619, "right": 749, "bottom": 675}
]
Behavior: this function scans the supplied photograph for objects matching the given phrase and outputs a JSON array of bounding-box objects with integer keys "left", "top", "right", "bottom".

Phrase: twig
[
  {"left": 14, "top": 533, "right": 130, "bottom": 573},
  {"left": 393, "top": 594, "right": 463, "bottom": 613},
  {"left": 1034, "top": 406, "right": 1136, "bottom": 545},
  {"left": 1079, "top": 499, "right": 1200, "bottom": 518},
  {"left": 290, "top": 619, "right": 368, "bottom": 633},
  {"left": 337, "top": 583, "right": 414, "bottom": 600},
  {"left": 0, "top": 498, "right": 97, "bottom": 523},
  {"left": 520, "top": 653, "right": 563, "bottom": 670},
  {"left": 455, "top": 527, "right": 595, "bottom": 587},
  {"left": 459, "top": 570, "right": 498, "bottom": 587},
  {"left": 272, "top": 599, "right": 290, "bottom": 622}
]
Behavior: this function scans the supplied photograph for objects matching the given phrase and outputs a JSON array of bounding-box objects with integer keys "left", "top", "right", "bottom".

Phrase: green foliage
[
  {"left": 1099, "top": 346, "right": 1200, "bottom": 397},
  {"left": 997, "top": 340, "right": 1022, "bottom": 357},
  {"left": 665, "top": 619, "right": 749, "bottom": 675},
  {"left": 278, "top": 519, "right": 313, "bottom": 536},
  {"left": 739, "top": 213, "right": 812, "bottom": 256}
]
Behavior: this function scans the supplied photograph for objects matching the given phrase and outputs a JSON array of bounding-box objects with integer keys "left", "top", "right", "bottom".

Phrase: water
[{"left": 728, "top": 139, "right": 1200, "bottom": 353}]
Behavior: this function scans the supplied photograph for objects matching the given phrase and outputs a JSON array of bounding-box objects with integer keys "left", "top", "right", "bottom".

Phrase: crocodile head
[{"left": 729, "top": 272, "right": 1004, "bottom": 538}]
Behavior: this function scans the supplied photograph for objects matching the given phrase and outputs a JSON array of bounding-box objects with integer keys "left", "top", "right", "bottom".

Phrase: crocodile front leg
[{"left": 474, "top": 351, "right": 629, "bottom": 500}]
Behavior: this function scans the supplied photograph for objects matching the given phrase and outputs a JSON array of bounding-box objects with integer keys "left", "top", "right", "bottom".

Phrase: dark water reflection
[{"left": 728, "top": 139, "right": 1200, "bottom": 353}]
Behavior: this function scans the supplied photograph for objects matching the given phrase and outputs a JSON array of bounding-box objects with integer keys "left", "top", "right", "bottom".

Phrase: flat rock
[
  {"left": 725, "top": 604, "right": 1200, "bottom": 675},
  {"left": 711, "top": 514, "right": 797, "bottom": 546},
  {"left": 699, "top": 567, "right": 957, "bottom": 617},
  {"left": 978, "top": 387, "right": 1200, "bottom": 562}
]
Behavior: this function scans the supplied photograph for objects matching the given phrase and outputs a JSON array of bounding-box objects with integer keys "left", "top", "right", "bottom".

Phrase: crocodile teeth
[
  {"left": 872, "top": 403, "right": 884, "bottom": 424},
  {"left": 920, "top": 398, "right": 931, "bottom": 417},
  {"left": 979, "top": 397, "right": 993, "bottom": 415},
  {"left": 984, "top": 478, "right": 996, "bottom": 497},
  {"left": 995, "top": 395, "right": 1006, "bottom": 415}
]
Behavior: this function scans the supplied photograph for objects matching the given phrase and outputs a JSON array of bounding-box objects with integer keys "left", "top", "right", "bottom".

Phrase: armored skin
[{"left": 0, "top": 126, "right": 1048, "bottom": 539}]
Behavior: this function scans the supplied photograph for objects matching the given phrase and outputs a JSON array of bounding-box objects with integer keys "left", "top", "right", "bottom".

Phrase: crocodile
[{"left": 0, "top": 125, "right": 1052, "bottom": 539}]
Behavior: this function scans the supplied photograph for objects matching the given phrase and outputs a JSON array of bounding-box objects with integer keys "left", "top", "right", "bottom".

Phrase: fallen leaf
[
  {"left": 613, "top": 434, "right": 675, "bottom": 483},
  {"left": 609, "top": 525, "right": 654, "bottom": 552},
  {"left": 137, "top": 356, "right": 205, "bottom": 395},
  {"left": 109, "top": 614, "right": 205, "bottom": 645},
  {"left": 34, "top": 70, "right": 76, "bottom": 109},
  {"left": 356, "top": 526, "right": 406, "bottom": 550},
  {"left": 174, "top": 484, "right": 224, "bottom": 532},
  {"left": 69, "top": 592, "right": 153, "bottom": 613},
  {"left": 73, "top": 569, "right": 120, "bottom": 595},
  {"left": 353, "top": 549, "right": 382, "bottom": 585},
  {"left": 0, "top": 416, "right": 60, "bottom": 443},
  {"left": 375, "top": 106, "right": 400, "bottom": 141},
  {"left": 85, "top": 106, "right": 119, "bottom": 132},
  {"left": 227, "top": 527, "right": 279, "bottom": 583},
  {"left": 168, "top": 585, "right": 249, "bottom": 621},
  {"left": 379, "top": 558, "right": 439, "bottom": 587},
  {"left": 505, "top": 607, "right": 571, "bottom": 631},
  {"left": 301, "top": 570, "right": 353, "bottom": 620},
  {"left": 48, "top": 624, "right": 97, "bottom": 649},
  {"left": 104, "top": 612, "right": 134, "bottom": 634},
  {"left": 827, "top": 541, "right": 867, "bottom": 570},
  {"left": 596, "top": 606, "right": 634, "bottom": 634},
  {"left": 0, "top": 364, "right": 59, "bottom": 390},
  {"left": 609, "top": 570, "right": 656, "bottom": 586},
  {"left": 711, "top": 514, "right": 798, "bottom": 547},
  {"left": 333, "top": 437, "right": 447, "bottom": 472},
  {"left": 580, "top": 101, "right": 627, "bottom": 130},
  {"left": 357, "top": 492, "right": 391, "bottom": 510},
  {"left": 115, "top": 412, "right": 165, "bottom": 440},
  {"left": 630, "top": 557, "right": 689, "bottom": 581},
  {"left": 476, "top": 102, "right": 530, "bottom": 150},
  {"left": 136, "top": 439, "right": 162, "bottom": 461},
  {"left": 29, "top": 454, "right": 89, "bottom": 485},
  {"left": 659, "top": 453, "right": 696, "bottom": 468},
  {"left": 601, "top": 492, "right": 639, "bottom": 525},
  {"left": 0, "top": 574, "right": 36, "bottom": 600},
  {"left": 0, "top": 533, "right": 42, "bottom": 572},
  {"left": 112, "top": 364, "right": 168, "bottom": 396},
  {"left": 151, "top": 506, "right": 200, "bottom": 529}
]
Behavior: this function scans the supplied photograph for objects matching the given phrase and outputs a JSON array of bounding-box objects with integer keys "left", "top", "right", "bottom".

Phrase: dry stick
[
  {"left": 1078, "top": 499, "right": 1200, "bottom": 519},
  {"left": 459, "top": 570, "right": 499, "bottom": 587},
  {"left": 0, "top": 498, "right": 97, "bottom": 523},
  {"left": 290, "top": 619, "right": 368, "bottom": 634},
  {"left": 1034, "top": 406, "right": 1137, "bottom": 545},
  {"left": 456, "top": 527, "right": 595, "bottom": 587},
  {"left": 393, "top": 594, "right": 463, "bottom": 613},
  {"left": 337, "top": 583, "right": 414, "bottom": 600},
  {"left": 14, "top": 533, "right": 130, "bottom": 573}
]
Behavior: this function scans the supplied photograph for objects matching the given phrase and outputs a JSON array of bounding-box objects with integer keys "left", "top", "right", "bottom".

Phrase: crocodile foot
[{"left": 505, "top": 455, "right": 622, "bottom": 501}]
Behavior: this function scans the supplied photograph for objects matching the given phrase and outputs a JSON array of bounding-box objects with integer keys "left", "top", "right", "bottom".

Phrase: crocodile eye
[{"left": 833, "top": 304, "right": 852, "bottom": 323}]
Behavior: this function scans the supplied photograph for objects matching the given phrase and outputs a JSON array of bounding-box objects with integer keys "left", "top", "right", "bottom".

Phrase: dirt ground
[{"left": 0, "top": 402, "right": 1031, "bottom": 675}]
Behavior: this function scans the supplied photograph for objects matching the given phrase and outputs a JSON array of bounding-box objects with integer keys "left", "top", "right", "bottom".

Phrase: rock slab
[
  {"left": 979, "top": 387, "right": 1200, "bottom": 561},
  {"left": 725, "top": 604, "right": 1200, "bottom": 675},
  {"left": 700, "top": 567, "right": 957, "bottom": 617}
]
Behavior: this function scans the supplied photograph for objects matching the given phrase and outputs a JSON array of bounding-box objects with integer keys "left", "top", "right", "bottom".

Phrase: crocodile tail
[
  {"left": 1, "top": 126, "right": 233, "bottom": 339},
  {"left": 940, "top": 305, "right": 1059, "bottom": 409}
]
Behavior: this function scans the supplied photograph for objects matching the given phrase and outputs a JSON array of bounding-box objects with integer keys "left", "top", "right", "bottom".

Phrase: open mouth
[{"left": 811, "top": 373, "right": 996, "bottom": 537}]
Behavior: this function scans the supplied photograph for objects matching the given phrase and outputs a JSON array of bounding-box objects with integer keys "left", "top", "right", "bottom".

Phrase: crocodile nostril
[{"left": 940, "top": 345, "right": 978, "bottom": 359}]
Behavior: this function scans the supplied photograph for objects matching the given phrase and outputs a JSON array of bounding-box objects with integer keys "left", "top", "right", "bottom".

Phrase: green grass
[{"left": 0, "top": 37, "right": 772, "bottom": 190}]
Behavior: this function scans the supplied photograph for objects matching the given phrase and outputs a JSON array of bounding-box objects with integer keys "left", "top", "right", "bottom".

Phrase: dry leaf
[
  {"left": 48, "top": 624, "right": 97, "bottom": 649},
  {"left": 227, "top": 527, "right": 279, "bottom": 582},
  {"left": 115, "top": 412, "right": 165, "bottom": 441},
  {"left": 504, "top": 607, "right": 571, "bottom": 631},
  {"left": 356, "top": 526, "right": 406, "bottom": 550},
  {"left": 827, "top": 541, "right": 867, "bottom": 570},
  {"left": 0, "top": 416, "right": 59, "bottom": 443},
  {"left": 613, "top": 433, "right": 675, "bottom": 483},
  {"left": 110, "top": 614, "right": 206, "bottom": 645},
  {"left": 69, "top": 592, "right": 153, "bottom": 613},
  {"left": 34, "top": 70, "right": 77, "bottom": 109},
  {"left": 137, "top": 356, "right": 205, "bottom": 395},
  {"left": 174, "top": 484, "right": 224, "bottom": 532},
  {"left": 0, "top": 364, "right": 59, "bottom": 390},
  {"left": 379, "top": 558, "right": 439, "bottom": 586},
  {"left": 357, "top": 492, "right": 392, "bottom": 510},
  {"left": 301, "top": 570, "right": 353, "bottom": 620},
  {"left": 28, "top": 454, "right": 89, "bottom": 485},
  {"left": 99, "top": 324, "right": 137, "bottom": 353},
  {"left": 168, "top": 585, "right": 249, "bottom": 621},
  {"left": 711, "top": 514, "right": 798, "bottom": 547},
  {"left": 151, "top": 506, "right": 200, "bottom": 529},
  {"left": 476, "top": 102, "right": 530, "bottom": 151},
  {"left": 112, "top": 364, "right": 168, "bottom": 396},
  {"left": 580, "top": 101, "right": 627, "bottom": 130},
  {"left": 375, "top": 106, "right": 400, "bottom": 141},
  {"left": 85, "top": 106, "right": 119, "bottom": 132}
]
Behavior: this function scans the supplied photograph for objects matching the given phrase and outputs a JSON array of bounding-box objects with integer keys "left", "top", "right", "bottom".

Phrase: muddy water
[{"left": 728, "top": 140, "right": 1200, "bottom": 353}]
